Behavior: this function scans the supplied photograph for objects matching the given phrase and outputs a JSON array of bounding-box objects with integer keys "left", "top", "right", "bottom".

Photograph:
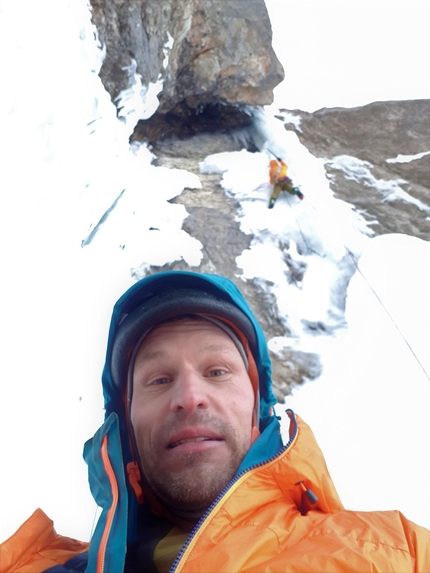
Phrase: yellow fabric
[
  {"left": 153, "top": 526, "right": 189, "bottom": 573},
  {"left": 0, "top": 508, "right": 88, "bottom": 573},
  {"left": 173, "top": 415, "right": 430, "bottom": 573}
]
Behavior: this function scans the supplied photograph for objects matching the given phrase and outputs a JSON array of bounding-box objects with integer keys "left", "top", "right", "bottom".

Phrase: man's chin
[
  {"left": 153, "top": 480, "right": 222, "bottom": 517},
  {"left": 147, "top": 461, "right": 234, "bottom": 514}
]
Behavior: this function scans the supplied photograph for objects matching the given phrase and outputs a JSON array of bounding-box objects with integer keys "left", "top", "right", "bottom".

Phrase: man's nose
[{"left": 170, "top": 369, "right": 209, "bottom": 413}]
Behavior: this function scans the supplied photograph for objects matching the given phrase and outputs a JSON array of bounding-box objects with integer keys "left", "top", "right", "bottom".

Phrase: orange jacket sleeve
[{"left": 0, "top": 508, "right": 89, "bottom": 573}]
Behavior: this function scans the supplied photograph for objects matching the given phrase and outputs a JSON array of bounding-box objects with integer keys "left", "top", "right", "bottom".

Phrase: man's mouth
[{"left": 167, "top": 437, "right": 223, "bottom": 449}]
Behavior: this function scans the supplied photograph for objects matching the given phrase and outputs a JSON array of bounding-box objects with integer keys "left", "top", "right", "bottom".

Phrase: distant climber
[{"left": 268, "top": 158, "right": 303, "bottom": 208}]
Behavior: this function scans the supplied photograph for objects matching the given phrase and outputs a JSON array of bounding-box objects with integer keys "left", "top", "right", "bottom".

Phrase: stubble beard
[{"left": 137, "top": 412, "right": 250, "bottom": 516}]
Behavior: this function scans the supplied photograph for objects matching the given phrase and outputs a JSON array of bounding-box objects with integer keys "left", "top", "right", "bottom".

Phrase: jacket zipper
[
  {"left": 96, "top": 434, "right": 119, "bottom": 573},
  {"left": 169, "top": 409, "right": 298, "bottom": 573}
]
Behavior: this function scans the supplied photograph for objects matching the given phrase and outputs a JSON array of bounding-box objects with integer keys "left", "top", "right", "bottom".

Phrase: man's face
[{"left": 131, "top": 318, "right": 255, "bottom": 520}]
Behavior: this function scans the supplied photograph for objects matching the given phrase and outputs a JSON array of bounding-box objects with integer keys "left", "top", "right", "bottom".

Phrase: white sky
[
  {"left": 0, "top": 0, "right": 429, "bottom": 545},
  {"left": 265, "top": 0, "right": 430, "bottom": 111}
]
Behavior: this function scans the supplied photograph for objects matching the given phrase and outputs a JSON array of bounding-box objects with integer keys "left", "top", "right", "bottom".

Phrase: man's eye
[
  {"left": 208, "top": 369, "right": 226, "bottom": 378},
  {"left": 150, "top": 377, "right": 170, "bottom": 386}
]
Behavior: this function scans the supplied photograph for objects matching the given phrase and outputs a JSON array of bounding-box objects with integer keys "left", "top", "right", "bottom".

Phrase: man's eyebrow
[{"left": 136, "top": 349, "right": 167, "bottom": 363}]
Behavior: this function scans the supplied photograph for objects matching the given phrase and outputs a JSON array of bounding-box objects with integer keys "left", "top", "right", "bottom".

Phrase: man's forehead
[{"left": 133, "top": 317, "right": 247, "bottom": 367}]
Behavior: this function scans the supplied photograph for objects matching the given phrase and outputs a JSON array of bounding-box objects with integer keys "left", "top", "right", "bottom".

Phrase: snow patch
[
  {"left": 115, "top": 59, "right": 163, "bottom": 135},
  {"left": 386, "top": 150, "right": 430, "bottom": 163},
  {"left": 328, "top": 154, "right": 430, "bottom": 213},
  {"left": 163, "top": 32, "right": 174, "bottom": 69}
]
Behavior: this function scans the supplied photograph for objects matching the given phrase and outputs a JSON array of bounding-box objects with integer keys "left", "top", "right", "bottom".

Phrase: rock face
[
  {"left": 89, "top": 1, "right": 429, "bottom": 399},
  {"left": 89, "top": 0, "right": 284, "bottom": 135},
  {"left": 280, "top": 100, "right": 430, "bottom": 240}
]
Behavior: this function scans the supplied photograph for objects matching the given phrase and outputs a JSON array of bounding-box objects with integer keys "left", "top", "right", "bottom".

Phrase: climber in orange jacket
[
  {"left": 269, "top": 157, "right": 304, "bottom": 208},
  {"left": 1, "top": 271, "right": 429, "bottom": 573}
]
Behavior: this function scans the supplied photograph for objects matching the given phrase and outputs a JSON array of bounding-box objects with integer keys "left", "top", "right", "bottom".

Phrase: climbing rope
[{"left": 345, "top": 248, "right": 429, "bottom": 381}]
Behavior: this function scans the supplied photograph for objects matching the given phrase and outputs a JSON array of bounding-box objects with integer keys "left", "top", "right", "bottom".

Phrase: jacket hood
[{"left": 100, "top": 271, "right": 277, "bottom": 464}]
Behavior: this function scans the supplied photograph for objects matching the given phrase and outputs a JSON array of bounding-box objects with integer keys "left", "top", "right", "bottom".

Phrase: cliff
[{"left": 88, "top": 0, "right": 429, "bottom": 397}]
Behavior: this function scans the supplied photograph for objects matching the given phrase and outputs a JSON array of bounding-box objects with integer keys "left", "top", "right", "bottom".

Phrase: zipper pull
[{"left": 295, "top": 480, "right": 318, "bottom": 505}]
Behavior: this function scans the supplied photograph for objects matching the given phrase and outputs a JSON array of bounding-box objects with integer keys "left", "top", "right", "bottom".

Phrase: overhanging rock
[{"left": 89, "top": 0, "right": 284, "bottom": 129}]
